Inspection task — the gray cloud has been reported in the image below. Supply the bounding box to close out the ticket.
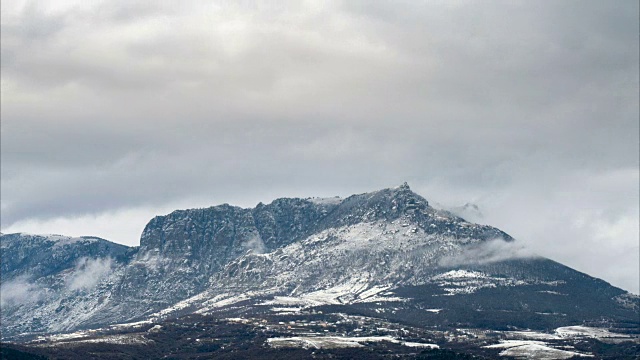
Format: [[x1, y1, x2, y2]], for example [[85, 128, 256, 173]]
[[1, 1, 638, 292]]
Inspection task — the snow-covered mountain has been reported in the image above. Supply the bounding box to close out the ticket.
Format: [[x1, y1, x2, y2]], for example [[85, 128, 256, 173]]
[[1, 184, 638, 358]]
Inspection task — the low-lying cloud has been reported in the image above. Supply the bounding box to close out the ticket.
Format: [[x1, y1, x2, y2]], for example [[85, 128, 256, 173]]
[[0, 275, 45, 307], [66, 257, 113, 291], [439, 239, 536, 267]]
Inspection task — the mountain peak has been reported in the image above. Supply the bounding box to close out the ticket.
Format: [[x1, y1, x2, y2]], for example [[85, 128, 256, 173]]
[[387, 182, 429, 208]]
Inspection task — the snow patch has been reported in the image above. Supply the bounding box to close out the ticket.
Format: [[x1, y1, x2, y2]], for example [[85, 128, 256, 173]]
[[109, 320, 153, 330], [271, 307, 302, 313], [65, 334, 152, 345], [555, 326, 632, 341], [260, 280, 404, 308], [267, 335, 438, 349], [432, 270, 488, 280], [195, 292, 256, 314], [485, 340, 592, 359], [505, 331, 560, 340]]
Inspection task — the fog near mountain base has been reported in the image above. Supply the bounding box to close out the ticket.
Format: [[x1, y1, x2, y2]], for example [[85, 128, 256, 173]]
[[438, 239, 536, 267], [66, 257, 113, 291], [0, 275, 45, 307]]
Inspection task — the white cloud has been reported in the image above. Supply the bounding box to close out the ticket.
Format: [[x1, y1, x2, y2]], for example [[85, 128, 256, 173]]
[[243, 233, 266, 255], [66, 257, 113, 291], [0, 275, 45, 307], [439, 239, 536, 267]]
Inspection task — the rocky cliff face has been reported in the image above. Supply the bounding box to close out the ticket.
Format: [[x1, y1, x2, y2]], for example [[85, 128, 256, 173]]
[[1, 185, 637, 341], [112, 197, 343, 318], [111, 184, 513, 319]]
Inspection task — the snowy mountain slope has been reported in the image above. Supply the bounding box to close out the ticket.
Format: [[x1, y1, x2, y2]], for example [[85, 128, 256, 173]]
[[101, 183, 512, 325], [0, 234, 134, 336], [145, 222, 635, 333], [1, 184, 638, 345], [1, 233, 131, 280], [129, 184, 521, 320], [100, 185, 636, 335]]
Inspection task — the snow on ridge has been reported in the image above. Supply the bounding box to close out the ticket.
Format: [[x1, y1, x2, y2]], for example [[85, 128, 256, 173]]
[[45, 234, 100, 247], [7, 232, 65, 239], [1, 233, 107, 251], [29, 233, 92, 242]]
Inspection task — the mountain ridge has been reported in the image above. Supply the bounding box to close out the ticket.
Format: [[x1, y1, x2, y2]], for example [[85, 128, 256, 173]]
[[1, 185, 638, 359]]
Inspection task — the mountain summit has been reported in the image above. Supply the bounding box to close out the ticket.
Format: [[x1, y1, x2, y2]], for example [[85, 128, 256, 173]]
[[1, 185, 638, 358]]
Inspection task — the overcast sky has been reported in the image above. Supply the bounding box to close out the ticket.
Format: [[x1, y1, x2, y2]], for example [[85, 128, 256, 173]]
[[1, 0, 638, 293]]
